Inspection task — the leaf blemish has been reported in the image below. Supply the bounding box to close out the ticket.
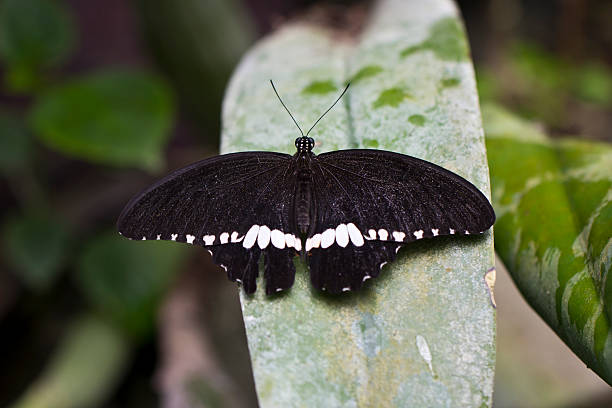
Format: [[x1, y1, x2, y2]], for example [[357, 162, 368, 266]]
[[400, 17, 469, 62], [409, 114, 426, 126], [373, 87, 411, 109], [416, 335, 435, 377], [441, 77, 460, 88], [301, 80, 337, 95], [363, 138, 379, 148], [350, 65, 383, 83], [355, 313, 383, 357]]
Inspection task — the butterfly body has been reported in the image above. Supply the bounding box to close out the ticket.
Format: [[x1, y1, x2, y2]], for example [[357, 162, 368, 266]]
[[293, 139, 317, 235]]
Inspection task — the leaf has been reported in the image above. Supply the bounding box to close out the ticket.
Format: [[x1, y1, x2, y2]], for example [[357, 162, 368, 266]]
[[9, 315, 129, 408], [30, 70, 175, 171], [221, 0, 496, 405], [2, 211, 71, 291], [0, 111, 32, 173], [483, 102, 612, 384], [76, 233, 186, 339], [0, 0, 76, 93]]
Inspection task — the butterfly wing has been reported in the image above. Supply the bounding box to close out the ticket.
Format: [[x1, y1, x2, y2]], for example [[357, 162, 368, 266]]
[[307, 149, 495, 293], [117, 152, 300, 294]]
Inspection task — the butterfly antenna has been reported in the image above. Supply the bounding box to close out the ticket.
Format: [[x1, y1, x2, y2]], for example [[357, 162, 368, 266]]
[[305, 82, 350, 137], [270, 80, 305, 137]]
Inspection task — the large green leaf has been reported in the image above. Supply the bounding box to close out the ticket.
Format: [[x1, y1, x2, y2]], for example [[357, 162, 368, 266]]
[[76, 233, 186, 339], [0, 0, 76, 92], [221, 0, 495, 405], [30, 70, 175, 171], [483, 103, 612, 384]]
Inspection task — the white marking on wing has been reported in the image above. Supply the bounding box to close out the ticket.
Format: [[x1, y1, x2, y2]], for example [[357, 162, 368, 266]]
[[156, 234, 161, 240], [432, 229, 439, 236], [285, 233, 295, 248], [378, 229, 389, 241], [294, 238, 302, 251], [393, 231, 406, 242], [220, 232, 229, 244], [347, 223, 364, 247], [271, 229, 285, 249], [242, 225, 260, 249], [306, 233, 321, 251], [335, 224, 349, 248], [449, 228, 455, 235], [203, 235, 215, 245], [413, 230, 424, 240], [342, 287, 350, 292], [186, 234, 195, 244], [366, 229, 377, 240], [321, 229, 335, 249], [171, 234, 178, 241], [363, 275, 371, 282], [231, 231, 243, 243], [257, 225, 271, 249]]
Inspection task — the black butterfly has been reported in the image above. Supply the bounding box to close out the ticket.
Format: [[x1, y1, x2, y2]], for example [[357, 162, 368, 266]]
[[117, 81, 495, 295]]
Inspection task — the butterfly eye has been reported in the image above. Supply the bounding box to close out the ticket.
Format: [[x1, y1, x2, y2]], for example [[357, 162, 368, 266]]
[[308, 137, 315, 147], [295, 138, 301, 148]]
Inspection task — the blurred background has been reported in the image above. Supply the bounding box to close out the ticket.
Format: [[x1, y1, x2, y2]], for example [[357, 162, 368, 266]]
[[0, 0, 610, 407]]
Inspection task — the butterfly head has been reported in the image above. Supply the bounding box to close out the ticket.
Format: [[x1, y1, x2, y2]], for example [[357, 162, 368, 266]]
[[295, 136, 315, 153]]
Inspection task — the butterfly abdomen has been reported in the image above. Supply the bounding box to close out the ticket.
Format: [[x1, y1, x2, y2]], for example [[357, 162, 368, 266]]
[[293, 154, 316, 236]]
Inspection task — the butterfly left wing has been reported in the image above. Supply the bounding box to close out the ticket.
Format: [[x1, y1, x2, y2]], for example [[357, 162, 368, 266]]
[[307, 149, 495, 293], [117, 152, 299, 295]]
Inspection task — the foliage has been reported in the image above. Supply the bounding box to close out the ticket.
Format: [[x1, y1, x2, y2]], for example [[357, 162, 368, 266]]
[[2, 211, 71, 291], [30, 70, 174, 171], [9, 316, 129, 408], [0, 0, 76, 93], [484, 103, 612, 384], [76, 233, 186, 340]]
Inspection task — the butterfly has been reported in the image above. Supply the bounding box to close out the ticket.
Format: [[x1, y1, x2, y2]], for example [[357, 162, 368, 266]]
[[117, 81, 495, 295]]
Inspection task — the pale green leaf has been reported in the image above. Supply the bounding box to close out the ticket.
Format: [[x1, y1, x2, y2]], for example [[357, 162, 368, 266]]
[[221, 0, 495, 405]]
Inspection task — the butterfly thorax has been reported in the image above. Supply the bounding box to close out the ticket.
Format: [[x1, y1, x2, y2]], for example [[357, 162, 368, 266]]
[[293, 151, 316, 236]]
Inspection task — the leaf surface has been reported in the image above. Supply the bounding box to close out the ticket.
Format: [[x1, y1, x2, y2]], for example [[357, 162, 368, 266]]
[[221, 0, 496, 405]]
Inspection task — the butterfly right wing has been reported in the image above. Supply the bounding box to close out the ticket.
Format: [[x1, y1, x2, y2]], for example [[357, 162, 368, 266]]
[[117, 152, 299, 294], [306, 149, 495, 293]]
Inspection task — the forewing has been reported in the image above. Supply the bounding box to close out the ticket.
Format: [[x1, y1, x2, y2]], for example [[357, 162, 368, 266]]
[[117, 152, 299, 294], [307, 149, 495, 293]]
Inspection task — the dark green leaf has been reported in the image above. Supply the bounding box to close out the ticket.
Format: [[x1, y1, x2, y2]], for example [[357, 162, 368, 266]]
[[0, 111, 31, 173], [76, 233, 186, 339], [30, 70, 175, 171], [483, 103, 612, 384], [0, 0, 76, 92], [2, 211, 71, 291]]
